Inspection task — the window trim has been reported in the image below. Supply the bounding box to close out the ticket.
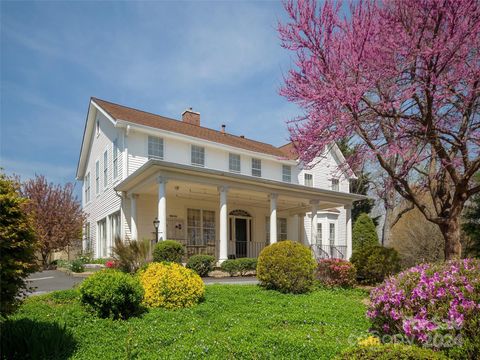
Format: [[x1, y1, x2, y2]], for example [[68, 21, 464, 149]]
[[229, 153, 241, 173], [191, 145, 205, 167], [148, 135, 164, 160], [95, 160, 100, 195], [84, 172, 91, 204], [251, 158, 262, 177], [103, 150, 108, 189], [187, 208, 216, 246], [113, 139, 119, 180], [331, 178, 340, 191], [282, 165, 291, 183], [304, 173, 313, 187]]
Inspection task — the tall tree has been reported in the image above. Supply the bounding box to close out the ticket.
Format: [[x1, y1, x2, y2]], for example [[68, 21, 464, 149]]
[[21, 175, 85, 268], [279, 0, 480, 259], [0, 172, 38, 315], [352, 213, 379, 252]]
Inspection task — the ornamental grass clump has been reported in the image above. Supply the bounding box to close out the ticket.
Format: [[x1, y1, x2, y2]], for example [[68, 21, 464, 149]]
[[368, 259, 480, 359], [317, 258, 356, 288], [257, 240, 316, 294], [140, 262, 205, 309]]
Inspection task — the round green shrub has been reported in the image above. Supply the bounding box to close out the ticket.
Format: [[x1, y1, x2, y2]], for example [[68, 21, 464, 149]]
[[350, 245, 401, 285], [236, 258, 257, 276], [335, 344, 447, 360], [317, 258, 356, 288], [220, 259, 238, 276], [152, 240, 185, 263], [186, 255, 215, 277], [257, 240, 316, 294], [79, 269, 144, 319], [352, 213, 379, 252]]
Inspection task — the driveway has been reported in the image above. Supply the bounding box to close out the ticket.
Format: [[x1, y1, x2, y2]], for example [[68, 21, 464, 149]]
[[27, 270, 83, 296], [27, 270, 258, 295]]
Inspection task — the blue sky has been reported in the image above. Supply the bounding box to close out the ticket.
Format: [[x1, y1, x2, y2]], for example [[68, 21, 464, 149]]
[[1, 0, 299, 187]]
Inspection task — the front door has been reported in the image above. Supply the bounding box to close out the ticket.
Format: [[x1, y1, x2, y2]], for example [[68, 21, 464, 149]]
[[235, 218, 247, 258]]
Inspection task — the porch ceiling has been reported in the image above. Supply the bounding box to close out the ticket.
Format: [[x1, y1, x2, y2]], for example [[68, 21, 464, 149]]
[[114, 159, 367, 210]]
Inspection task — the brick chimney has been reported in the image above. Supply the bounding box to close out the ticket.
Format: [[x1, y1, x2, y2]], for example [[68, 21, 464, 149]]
[[182, 107, 200, 126]]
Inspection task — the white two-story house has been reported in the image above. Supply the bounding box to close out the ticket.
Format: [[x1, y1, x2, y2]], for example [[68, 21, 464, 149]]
[[76, 98, 364, 262]]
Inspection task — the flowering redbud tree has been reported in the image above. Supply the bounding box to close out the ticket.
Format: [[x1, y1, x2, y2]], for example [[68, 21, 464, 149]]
[[279, 0, 480, 259]]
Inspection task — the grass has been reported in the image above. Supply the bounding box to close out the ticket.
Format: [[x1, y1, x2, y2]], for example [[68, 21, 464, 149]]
[[8, 285, 370, 359]]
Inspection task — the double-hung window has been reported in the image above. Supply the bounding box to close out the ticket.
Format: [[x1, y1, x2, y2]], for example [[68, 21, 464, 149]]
[[329, 223, 335, 245], [304, 173, 313, 187], [252, 158, 261, 177], [229, 153, 241, 173], [84, 173, 91, 203], [187, 209, 215, 245], [113, 139, 119, 179], [282, 165, 291, 182], [148, 136, 164, 159], [103, 150, 108, 188], [316, 223, 322, 245], [191, 145, 205, 167], [331, 178, 339, 191], [95, 161, 100, 195]]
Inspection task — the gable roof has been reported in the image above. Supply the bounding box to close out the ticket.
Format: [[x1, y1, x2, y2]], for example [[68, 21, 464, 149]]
[[92, 98, 291, 158]]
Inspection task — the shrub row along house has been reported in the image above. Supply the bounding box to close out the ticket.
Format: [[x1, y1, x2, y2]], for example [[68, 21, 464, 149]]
[[76, 98, 364, 262]]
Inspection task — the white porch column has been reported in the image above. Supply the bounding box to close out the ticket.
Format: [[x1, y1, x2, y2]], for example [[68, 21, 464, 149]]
[[345, 204, 353, 259], [218, 186, 228, 263], [298, 213, 305, 244], [130, 194, 138, 241], [269, 193, 278, 244], [310, 200, 319, 246], [157, 177, 167, 241]]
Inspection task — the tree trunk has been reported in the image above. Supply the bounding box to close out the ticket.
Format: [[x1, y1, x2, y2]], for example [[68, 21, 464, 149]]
[[440, 215, 462, 260]]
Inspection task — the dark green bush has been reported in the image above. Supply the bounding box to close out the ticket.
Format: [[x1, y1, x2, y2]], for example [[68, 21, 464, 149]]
[[79, 270, 144, 319], [352, 213, 379, 252], [350, 245, 401, 285], [152, 240, 184, 263], [236, 258, 257, 276], [220, 258, 258, 276], [70, 259, 85, 273], [257, 240, 316, 294], [220, 259, 238, 276], [335, 344, 447, 360], [186, 255, 215, 277], [0, 318, 77, 359]]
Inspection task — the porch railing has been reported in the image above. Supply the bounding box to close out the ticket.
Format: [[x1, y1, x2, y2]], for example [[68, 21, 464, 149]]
[[230, 241, 267, 259], [311, 244, 347, 260]]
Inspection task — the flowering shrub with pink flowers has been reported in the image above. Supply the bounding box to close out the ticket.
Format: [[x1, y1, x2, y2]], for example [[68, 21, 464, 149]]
[[367, 259, 480, 359], [317, 258, 357, 288]]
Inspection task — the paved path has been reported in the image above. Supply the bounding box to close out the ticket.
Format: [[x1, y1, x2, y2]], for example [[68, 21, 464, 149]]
[[27, 270, 84, 296], [27, 270, 258, 295]]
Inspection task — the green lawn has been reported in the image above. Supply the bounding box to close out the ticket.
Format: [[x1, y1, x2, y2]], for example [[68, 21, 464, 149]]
[[8, 285, 370, 359]]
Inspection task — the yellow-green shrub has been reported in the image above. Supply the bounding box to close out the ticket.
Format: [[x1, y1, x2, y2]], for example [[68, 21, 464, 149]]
[[257, 240, 316, 294], [139, 262, 205, 309]]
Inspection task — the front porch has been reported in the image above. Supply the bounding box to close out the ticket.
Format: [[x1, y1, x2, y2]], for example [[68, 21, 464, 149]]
[[115, 160, 364, 262]]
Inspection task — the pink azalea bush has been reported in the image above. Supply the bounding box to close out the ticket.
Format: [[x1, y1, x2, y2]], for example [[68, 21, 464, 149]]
[[317, 258, 356, 288], [368, 259, 480, 358]]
